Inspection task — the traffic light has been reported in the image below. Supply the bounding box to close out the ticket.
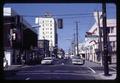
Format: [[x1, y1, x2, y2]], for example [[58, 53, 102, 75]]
[[57, 19, 63, 29]]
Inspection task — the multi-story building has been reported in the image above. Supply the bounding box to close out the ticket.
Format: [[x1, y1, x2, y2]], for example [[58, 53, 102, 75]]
[[35, 14, 58, 57], [84, 12, 116, 65], [35, 15, 57, 49]]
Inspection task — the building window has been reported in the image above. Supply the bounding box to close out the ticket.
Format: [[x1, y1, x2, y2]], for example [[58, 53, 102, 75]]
[[46, 32, 49, 34], [46, 35, 49, 38], [50, 32, 52, 34], [46, 24, 48, 26], [110, 27, 114, 33], [113, 41, 115, 47], [50, 28, 52, 30], [50, 36, 52, 38]]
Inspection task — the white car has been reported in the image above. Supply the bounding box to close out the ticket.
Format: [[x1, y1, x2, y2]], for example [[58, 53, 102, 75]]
[[41, 57, 54, 65], [71, 57, 84, 65]]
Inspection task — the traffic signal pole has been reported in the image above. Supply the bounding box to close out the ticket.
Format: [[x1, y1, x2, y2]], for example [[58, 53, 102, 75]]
[[102, 2, 110, 76]]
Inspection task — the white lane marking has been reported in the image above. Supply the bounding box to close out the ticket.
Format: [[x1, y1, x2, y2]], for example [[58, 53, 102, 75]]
[[87, 67, 96, 74], [25, 77, 30, 80]]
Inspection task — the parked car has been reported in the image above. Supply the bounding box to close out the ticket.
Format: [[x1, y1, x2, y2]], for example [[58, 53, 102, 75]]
[[41, 57, 54, 65], [71, 56, 84, 65]]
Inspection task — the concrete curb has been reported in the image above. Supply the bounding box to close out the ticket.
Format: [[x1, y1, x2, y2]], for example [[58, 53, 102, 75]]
[[4, 65, 23, 76], [95, 72, 117, 80]]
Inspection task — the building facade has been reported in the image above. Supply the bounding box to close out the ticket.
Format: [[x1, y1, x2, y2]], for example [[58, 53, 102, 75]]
[[35, 15, 57, 48], [3, 7, 38, 66], [37, 40, 49, 57], [35, 14, 58, 57], [84, 12, 116, 65]]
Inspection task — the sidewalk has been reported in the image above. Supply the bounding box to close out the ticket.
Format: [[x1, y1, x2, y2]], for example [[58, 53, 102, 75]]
[[85, 60, 116, 70], [4, 65, 23, 71], [96, 71, 117, 80], [84, 60, 117, 80], [109, 63, 116, 70], [4, 65, 28, 76]]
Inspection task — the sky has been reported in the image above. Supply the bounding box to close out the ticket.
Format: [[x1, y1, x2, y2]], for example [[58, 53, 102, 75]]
[[4, 3, 116, 53]]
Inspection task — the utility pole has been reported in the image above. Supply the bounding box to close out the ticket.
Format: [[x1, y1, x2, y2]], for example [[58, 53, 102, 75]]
[[73, 33, 76, 56], [102, 2, 110, 76], [71, 33, 76, 56], [76, 21, 79, 56], [97, 11, 103, 66]]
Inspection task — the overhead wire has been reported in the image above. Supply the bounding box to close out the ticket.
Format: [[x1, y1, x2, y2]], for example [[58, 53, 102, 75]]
[[4, 12, 94, 18]]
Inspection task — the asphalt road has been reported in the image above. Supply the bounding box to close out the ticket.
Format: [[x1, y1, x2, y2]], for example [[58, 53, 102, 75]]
[[4, 59, 97, 80], [4, 58, 116, 80], [4, 64, 97, 80]]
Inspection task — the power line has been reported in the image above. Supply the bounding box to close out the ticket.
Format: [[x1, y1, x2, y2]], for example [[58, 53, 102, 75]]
[[4, 12, 93, 17], [4, 12, 96, 20]]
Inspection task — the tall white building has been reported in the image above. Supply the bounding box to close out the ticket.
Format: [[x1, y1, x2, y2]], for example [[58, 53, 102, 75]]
[[35, 16, 57, 50]]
